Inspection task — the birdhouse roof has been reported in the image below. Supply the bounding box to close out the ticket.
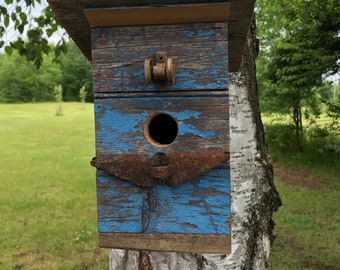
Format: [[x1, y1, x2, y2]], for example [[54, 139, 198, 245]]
[[48, 0, 255, 72]]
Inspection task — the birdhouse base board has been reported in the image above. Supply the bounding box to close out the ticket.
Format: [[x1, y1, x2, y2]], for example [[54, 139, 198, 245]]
[[98, 233, 231, 254]]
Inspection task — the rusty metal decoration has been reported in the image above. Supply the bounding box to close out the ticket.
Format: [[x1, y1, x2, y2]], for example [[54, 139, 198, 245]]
[[91, 151, 229, 187], [144, 51, 175, 85]]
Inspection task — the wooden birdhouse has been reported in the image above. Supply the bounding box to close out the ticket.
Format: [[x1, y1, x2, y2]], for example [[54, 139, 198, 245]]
[[48, 0, 256, 254]]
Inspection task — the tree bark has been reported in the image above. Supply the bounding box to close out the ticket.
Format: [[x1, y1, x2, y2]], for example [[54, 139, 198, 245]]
[[108, 16, 281, 270], [292, 100, 303, 151]]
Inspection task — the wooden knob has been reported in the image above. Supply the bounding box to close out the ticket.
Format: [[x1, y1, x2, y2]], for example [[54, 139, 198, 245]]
[[144, 52, 175, 85]]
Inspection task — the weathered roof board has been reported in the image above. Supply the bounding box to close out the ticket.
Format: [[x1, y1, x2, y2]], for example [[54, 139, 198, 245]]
[[47, 0, 256, 72]]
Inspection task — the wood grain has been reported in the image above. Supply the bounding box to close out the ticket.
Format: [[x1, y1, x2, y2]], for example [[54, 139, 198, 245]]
[[91, 23, 228, 92], [72, 5, 232, 254], [84, 3, 230, 27], [99, 233, 231, 254]]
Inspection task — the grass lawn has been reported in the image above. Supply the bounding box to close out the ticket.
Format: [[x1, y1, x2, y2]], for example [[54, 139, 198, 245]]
[[1, 103, 339, 269], [268, 149, 340, 269], [0, 103, 108, 269]]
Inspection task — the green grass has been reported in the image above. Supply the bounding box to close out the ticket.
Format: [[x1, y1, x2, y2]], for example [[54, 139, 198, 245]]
[[268, 149, 340, 269], [0, 103, 108, 269], [1, 103, 339, 269]]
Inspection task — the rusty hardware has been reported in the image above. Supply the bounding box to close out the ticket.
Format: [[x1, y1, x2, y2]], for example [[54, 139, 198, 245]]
[[91, 151, 229, 187], [144, 51, 175, 85]]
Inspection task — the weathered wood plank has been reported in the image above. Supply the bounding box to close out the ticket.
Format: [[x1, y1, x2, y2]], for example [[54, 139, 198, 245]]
[[94, 92, 231, 253], [147, 164, 230, 234], [94, 95, 229, 156], [84, 5, 231, 254], [91, 23, 228, 92], [84, 3, 230, 27], [97, 164, 230, 235], [96, 170, 144, 233], [99, 233, 231, 254]]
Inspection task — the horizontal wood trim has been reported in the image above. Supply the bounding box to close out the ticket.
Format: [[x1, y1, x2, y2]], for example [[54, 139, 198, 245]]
[[98, 233, 231, 254], [84, 3, 230, 27]]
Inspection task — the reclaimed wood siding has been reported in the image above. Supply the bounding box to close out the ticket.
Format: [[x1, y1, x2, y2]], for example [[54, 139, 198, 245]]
[[91, 23, 228, 92], [95, 95, 230, 235], [94, 95, 229, 156], [92, 22, 230, 251], [97, 164, 230, 234]]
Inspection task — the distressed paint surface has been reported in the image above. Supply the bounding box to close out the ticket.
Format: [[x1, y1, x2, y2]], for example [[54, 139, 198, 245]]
[[95, 95, 230, 236], [94, 95, 229, 156], [91, 23, 228, 92], [92, 21, 231, 253], [97, 164, 230, 234]]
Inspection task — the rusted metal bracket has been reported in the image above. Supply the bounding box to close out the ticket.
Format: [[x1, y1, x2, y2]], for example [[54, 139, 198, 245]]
[[145, 52, 175, 85], [91, 151, 229, 187]]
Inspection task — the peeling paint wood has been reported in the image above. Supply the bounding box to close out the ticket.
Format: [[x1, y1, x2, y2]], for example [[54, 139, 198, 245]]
[[91, 23, 228, 92], [94, 95, 229, 156], [92, 21, 231, 254], [95, 95, 231, 253], [97, 164, 230, 234]]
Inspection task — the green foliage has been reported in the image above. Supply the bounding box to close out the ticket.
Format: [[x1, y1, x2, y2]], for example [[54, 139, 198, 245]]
[[59, 41, 93, 102], [0, 51, 61, 102], [0, 0, 67, 68], [0, 103, 108, 269], [305, 119, 340, 154], [264, 123, 298, 152], [257, 0, 340, 149], [0, 40, 92, 103]]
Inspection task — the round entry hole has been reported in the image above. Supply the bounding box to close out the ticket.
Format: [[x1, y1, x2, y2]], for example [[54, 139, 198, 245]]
[[145, 113, 178, 147]]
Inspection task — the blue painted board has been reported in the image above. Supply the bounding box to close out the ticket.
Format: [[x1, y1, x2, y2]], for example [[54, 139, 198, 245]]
[[91, 21, 230, 253], [91, 23, 228, 92], [94, 94, 230, 235]]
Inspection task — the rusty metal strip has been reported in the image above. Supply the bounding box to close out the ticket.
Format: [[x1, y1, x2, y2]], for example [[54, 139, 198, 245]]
[[91, 151, 229, 187]]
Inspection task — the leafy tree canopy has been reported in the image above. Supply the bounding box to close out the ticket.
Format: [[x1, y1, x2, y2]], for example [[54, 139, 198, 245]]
[[0, 40, 92, 103], [256, 0, 340, 149], [257, 0, 340, 112], [0, 0, 67, 68]]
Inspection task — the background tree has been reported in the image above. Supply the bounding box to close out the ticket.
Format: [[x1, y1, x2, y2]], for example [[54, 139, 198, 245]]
[[0, 0, 67, 68], [0, 40, 92, 103], [79, 85, 87, 109], [0, 50, 61, 102], [256, 0, 340, 150], [59, 41, 92, 102], [54, 83, 62, 116]]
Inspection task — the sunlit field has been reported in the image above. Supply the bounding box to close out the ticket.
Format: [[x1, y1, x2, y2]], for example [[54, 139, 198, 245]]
[[0, 103, 108, 269]]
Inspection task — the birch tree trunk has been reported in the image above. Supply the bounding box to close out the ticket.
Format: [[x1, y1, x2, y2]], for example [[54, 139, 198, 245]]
[[108, 16, 281, 270]]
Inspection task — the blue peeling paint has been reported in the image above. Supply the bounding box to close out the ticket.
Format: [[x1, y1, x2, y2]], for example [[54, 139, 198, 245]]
[[186, 29, 216, 38], [179, 124, 215, 138], [92, 22, 230, 245], [170, 110, 201, 120]]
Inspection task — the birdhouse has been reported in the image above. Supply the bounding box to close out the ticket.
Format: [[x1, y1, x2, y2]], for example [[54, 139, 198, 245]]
[[48, 0, 256, 254]]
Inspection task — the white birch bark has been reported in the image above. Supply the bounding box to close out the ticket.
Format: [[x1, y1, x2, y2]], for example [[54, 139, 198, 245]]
[[108, 17, 281, 270]]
